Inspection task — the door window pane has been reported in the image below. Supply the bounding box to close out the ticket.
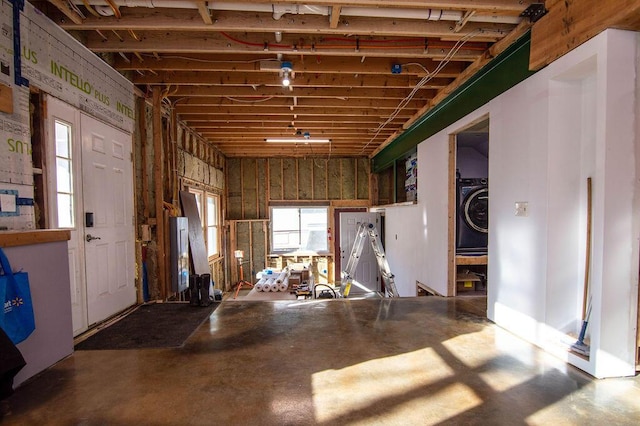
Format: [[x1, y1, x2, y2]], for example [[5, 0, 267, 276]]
[[54, 120, 74, 228]]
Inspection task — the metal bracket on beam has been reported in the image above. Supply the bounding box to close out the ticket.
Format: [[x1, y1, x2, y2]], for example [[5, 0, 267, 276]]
[[520, 3, 547, 23]]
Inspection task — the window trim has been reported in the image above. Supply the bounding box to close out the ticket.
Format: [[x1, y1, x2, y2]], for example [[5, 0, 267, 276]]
[[53, 119, 75, 229], [270, 205, 330, 255], [187, 187, 222, 261]]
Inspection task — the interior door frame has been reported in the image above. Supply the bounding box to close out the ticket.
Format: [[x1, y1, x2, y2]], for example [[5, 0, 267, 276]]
[[333, 207, 367, 283]]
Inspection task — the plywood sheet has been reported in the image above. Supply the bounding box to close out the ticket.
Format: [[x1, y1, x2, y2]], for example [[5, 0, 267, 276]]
[[179, 191, 209, 275]]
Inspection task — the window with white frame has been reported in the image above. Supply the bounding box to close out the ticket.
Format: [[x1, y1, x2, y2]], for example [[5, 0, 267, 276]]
[[54, 120, 74, 228], [188, 187, 221, 259], [271, 206, 328, 254], [206, 193, 220, 257]]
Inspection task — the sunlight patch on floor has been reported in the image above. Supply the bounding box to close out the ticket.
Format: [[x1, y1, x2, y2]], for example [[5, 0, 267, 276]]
[[347, 383, 482, 426], [311, 347, 457, 423], [525, 378, 640, 425], [441, 329, 496, 369]]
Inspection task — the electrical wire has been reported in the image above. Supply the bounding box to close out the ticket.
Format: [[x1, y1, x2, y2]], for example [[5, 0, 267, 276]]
[[313, 284, 337, 299], [65, 0, 86, 19], [81, 0, 100, 17], [219, 32, 486, 52], [104, 0, 122, 19], [220, 31, 290, 49], [400, 62, 432, 75], [224, 96, 275, 103], [360, 29, 482, 154], [141, 54, 276, 64]]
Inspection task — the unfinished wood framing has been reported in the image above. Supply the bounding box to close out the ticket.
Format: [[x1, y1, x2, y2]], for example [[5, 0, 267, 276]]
[[530, 0, 640, 70], [282, 158, 298, 200], [225, 157, 370, 285], [298, 158, 313, 200], [269, 158, 283, 201], [231, 157, 369, 208], [228, 219, 269, 289], [0, 83, 13, 114], [448, 135, 457, 297], [327, 160, 342, 200], [152, 87, 167, 299], [313, 159, 328, 200], [170, 108, 179, 205]]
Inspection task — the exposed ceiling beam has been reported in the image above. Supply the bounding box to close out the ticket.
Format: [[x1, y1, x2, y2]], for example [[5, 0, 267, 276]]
[[455, 10, 477, 33], [46, 0, 84, 24], [167, 86, 435, 99], [133, 71, 451, 89], [85, 31, 484, 60], [173, 97, 425, 109], [136, 1, 534, 13], [529, 0, 640, 70], [182, 115, 404, 123], [113, 55, 467, 78], [177, 107, 414, 117], [330, 6, 342, 29], [372, 18, 533, 156], [196, 1, 213, 25], [185, 120, 398, 128], [63, 10, 512, 40]]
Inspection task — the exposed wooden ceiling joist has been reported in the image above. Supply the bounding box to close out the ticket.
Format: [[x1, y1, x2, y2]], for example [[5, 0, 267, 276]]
[[35, 0, 535, 158]]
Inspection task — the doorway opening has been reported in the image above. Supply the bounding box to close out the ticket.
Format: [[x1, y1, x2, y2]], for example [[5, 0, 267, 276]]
[[449, 117, 489, 297]]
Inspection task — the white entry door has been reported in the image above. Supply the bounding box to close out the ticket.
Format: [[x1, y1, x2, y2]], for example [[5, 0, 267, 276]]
[[80, 113, 136, 326], [46, 96, 136, 334], [46, 96, 87, 335], [340, 212, 381, 294]]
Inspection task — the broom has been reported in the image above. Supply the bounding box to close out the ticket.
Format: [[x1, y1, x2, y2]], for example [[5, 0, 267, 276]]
[[571, 177, 592, 357]]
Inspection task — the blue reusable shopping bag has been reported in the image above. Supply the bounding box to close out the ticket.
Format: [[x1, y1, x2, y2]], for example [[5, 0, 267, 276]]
[[0, 247, 35, 344]]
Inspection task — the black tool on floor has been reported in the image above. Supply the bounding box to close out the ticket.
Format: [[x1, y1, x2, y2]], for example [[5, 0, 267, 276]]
[[199, 273, 212, 307], [189, 274, 200, 306]]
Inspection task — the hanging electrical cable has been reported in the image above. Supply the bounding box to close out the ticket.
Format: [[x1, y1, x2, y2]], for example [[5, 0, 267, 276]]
[[359, 29, 483, 154]]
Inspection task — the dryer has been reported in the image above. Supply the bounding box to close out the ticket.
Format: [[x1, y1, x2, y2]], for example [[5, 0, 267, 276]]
[[456, 178, 488, 254]]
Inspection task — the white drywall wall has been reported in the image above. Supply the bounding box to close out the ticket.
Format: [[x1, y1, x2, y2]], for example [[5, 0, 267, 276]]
[[384, 29, 639, 378]]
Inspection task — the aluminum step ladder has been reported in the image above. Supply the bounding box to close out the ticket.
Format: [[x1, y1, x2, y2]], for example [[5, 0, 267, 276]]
[[341, 222, 399, 298]]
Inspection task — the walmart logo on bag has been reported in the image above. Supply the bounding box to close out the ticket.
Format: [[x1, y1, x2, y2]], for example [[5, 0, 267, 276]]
[[4, 297, 24, 313]]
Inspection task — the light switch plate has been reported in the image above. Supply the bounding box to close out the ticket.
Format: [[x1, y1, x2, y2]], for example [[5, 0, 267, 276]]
[[515, 201, 528, 217]]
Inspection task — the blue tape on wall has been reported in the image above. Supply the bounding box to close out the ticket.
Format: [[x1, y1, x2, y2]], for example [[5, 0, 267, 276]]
[[11, 0, 29, 87]]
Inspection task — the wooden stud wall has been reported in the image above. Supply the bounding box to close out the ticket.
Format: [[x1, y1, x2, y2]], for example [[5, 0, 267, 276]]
[[313, 159, 328, 199], [227, 157, 369, 221], [225, 157, 371, 286]]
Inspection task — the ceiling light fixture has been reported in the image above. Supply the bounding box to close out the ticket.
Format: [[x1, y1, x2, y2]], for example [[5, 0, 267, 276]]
[[280, 61, 293, 87], [265, 137, 331, 143]]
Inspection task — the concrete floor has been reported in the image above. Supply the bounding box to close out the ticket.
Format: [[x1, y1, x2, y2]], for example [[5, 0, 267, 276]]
[[2, 296, 639, 425]]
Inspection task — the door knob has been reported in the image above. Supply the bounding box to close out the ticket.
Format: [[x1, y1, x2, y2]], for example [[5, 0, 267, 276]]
[[86, 234, 101, 242]]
